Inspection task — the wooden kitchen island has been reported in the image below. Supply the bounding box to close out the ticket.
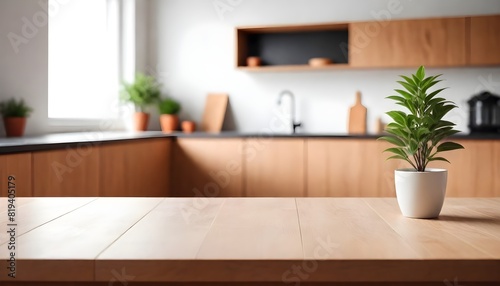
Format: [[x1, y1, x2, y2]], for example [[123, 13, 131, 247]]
[[1, 197, 499, 285]]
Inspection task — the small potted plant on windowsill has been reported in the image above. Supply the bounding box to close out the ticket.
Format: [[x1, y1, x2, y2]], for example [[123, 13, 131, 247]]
[[120, 73, 161, 131], [379, 66, 464, 219], [158, 98, 181, 133], [0, 98, 33, 137]]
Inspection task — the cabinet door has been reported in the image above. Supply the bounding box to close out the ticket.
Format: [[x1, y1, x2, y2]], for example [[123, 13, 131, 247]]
[[495, 141, 500, 195], [99, 139, 170, 197], [349, 17, 466, 67], [307, 139, 394, 197], [171, 139, 243, 197], [245, 139, 304, 197], [427, 140, 498, 197], [0, 153, 32, 197], [470, 15, 500, 65], [33, 146, 99, 197]]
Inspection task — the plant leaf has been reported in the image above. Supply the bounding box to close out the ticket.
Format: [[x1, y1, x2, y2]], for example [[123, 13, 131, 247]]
[[436, 142, 465, 152], [386, 111, 406, 126], [386, 95, 406, 103], [378, 136, 406, 147], [400, 75, 416, 86], [422, 79, 442, 93], [386, 155, 407, 161], [416, 66, 426, 81], [428, 157, 451, 164], [434, 120, 456, 130], [408, 139, 418, 155], [384, 147, 408, 158], [425, 88, 447, 103], [385, 127, 408, 139], [412, 74, 421, 86], [394, 89, 413, 100], [419, 75, 434, 90], [397, 81, 417, 94]]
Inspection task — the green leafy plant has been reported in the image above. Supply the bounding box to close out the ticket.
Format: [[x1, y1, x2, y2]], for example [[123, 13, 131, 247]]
[[158, 98, 181, 115], [120, 73, 161, 112], [379, 66, 464, 172], [0, 98, 33, 117]]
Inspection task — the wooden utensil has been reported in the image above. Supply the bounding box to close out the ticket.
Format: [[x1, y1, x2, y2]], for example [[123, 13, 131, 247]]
[[201, 93, 229, 133], [348, 91, 367, 134]]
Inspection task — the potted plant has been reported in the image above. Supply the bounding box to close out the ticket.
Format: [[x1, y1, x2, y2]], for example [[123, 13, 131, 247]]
[[379, 66, 464, 219], [0, 98, 33, 137], [121, 73, 161, 131], [158, 98, 181, 133]]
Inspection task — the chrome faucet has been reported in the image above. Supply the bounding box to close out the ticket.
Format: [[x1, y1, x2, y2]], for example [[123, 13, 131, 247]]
[[277, 90, 302, 133]]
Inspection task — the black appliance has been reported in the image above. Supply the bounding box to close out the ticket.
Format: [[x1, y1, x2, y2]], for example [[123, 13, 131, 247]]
[[468, 91, 500, 133]]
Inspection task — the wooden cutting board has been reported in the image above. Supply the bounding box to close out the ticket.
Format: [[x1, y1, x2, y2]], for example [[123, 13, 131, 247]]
[[348, 91, 367, 134], [201, 93, 229, 133]]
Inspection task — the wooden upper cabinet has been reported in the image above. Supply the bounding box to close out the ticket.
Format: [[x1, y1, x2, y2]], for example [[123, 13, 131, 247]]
[[0, 153, 32, 197], [470, 15, 500, 65], [349, 17, 467, 68]]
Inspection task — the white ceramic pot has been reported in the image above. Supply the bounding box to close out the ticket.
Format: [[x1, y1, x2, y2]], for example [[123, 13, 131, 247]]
[[395, 168, 447, 219]]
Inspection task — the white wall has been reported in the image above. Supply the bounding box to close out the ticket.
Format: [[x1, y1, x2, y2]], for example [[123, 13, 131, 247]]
[[0, 0, 49, 136], [147, 0, 500, 133], [1, 0, 500, 136]]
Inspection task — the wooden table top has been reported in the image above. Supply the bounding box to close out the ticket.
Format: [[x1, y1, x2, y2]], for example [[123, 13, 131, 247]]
[[0, 197, 499, 284]]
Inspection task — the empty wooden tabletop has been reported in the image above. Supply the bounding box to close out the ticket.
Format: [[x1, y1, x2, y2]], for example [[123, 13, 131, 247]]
[[0, 197, 499, 284]]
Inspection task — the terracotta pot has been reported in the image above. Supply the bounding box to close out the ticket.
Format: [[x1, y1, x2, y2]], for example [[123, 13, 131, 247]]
[[247, 57, 261, 67], [160, 114, 179, 133], [3, 117, 27, 137], [134, 112, 150, 131], [181, 121, 196, 133]]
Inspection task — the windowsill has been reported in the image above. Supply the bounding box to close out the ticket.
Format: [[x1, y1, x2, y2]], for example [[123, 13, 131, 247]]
[[47, 117, 128, 130]]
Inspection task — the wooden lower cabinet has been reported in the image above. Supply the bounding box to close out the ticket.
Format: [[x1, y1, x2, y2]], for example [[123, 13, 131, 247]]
[[172, 138, 499, 198], [307, 139, 394, 197], [170, 139, 243, 197], [4, 137, 499, 198], [31, 138, 171, 197], [496, 142, 500, 194], [308, 139, 500, 197], [427, 140, 500, 197], [0, 153, 32, 197], [33, 146, 99, 197], [244, 139, 305, 197], [99, 139, 171, 197]]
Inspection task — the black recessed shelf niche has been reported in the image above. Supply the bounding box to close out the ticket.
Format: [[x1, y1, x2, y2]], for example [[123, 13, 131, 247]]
[[236, 23, 349, 71]]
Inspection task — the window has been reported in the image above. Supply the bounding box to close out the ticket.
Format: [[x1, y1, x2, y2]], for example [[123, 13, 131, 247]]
[[48, 0, 120, 120]]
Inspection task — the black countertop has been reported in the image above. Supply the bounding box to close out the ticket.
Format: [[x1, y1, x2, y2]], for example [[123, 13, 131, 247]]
[[174, 132, 500, 140], [0, 131, 499, 154], [0, 131, 173, 154]]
